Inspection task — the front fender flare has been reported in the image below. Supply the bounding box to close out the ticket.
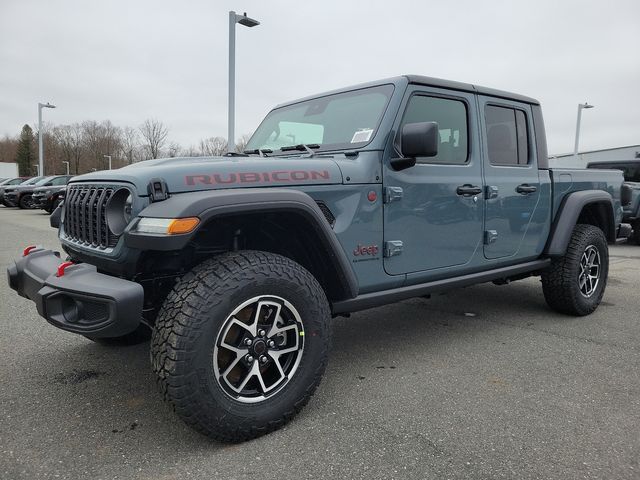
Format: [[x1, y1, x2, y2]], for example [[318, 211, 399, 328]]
[[125, 188, 358, 299]]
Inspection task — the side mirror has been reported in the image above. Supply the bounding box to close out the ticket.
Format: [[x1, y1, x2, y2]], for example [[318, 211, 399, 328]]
[[390, 121, 439, 171]]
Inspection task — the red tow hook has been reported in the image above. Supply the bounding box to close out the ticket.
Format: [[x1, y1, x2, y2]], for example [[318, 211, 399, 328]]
[[23, 245, 38, 257], [56, 261, 75, 277]]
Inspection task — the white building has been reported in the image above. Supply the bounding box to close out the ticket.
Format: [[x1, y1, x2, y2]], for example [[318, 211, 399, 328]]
[[549, 144, 640, 169]]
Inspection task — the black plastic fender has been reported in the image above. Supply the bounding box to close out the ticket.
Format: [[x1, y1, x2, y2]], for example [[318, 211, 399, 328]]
[[125, 188, 358, 300], [545, 190, 616, 256]]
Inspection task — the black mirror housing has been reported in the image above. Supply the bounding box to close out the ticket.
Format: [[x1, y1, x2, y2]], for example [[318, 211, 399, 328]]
[[401, 121, 439, 158]]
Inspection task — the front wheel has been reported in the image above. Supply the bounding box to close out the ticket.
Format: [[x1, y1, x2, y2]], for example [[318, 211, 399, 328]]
[[541, 224, 609, 316], [151, 251, 330, 442], [19, 194, 34, 209]]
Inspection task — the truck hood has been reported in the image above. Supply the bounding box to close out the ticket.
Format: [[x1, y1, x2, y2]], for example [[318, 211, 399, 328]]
[[69, 156, 343, 195]]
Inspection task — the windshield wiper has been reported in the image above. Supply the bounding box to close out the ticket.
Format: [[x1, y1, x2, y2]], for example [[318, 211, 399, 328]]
[[243, 148, 273, 157], [280, 144, 320, 153], [224, 152, 250, 157]]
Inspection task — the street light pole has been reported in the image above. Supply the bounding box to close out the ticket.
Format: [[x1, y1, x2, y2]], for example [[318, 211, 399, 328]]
[[573, 102, 594, 159], [103, 155, 112, 170], [62, 161, 70, 175], [38, 102, 56, 176], [228, 11, 259, 153]]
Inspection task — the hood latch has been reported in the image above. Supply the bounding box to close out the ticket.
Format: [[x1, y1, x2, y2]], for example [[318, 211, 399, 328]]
[[147, 178, 170, 202]]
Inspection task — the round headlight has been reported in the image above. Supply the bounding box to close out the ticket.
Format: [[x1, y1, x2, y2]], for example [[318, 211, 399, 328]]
[[106, 188, 133, 236]]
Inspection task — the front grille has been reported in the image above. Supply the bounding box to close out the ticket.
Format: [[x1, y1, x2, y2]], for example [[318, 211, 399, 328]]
[[63, 185, 119, 249]]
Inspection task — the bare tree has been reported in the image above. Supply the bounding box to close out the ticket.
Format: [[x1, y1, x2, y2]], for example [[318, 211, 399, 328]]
[[168, 142, 182, 158], [139, 119, 168, 159], [235, 133, 251, 153], [199, 136, 227, 156], [121, 126, 140, 165], [0, 134, 18, 164], [182, 145, 199, 157]]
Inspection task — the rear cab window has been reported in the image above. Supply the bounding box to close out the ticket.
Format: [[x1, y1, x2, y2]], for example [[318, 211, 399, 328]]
[[485, 105, 530, 166]]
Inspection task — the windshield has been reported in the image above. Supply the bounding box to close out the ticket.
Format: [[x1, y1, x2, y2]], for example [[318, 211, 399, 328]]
[[246, 84, 394, 153], [33, 176, 54, 186], [20, 177, 41, 185]]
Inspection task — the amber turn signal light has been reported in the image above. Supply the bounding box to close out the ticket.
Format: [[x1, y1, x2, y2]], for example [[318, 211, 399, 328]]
[[167, 217, 200, 235]]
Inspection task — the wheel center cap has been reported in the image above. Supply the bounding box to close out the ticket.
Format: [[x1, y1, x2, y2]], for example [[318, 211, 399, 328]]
[[252, 339, 267, 355]]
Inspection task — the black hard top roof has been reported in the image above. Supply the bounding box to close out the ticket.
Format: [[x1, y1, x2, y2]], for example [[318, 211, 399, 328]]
[[405, 75, 540, 105], [275, 75, 540, 109]]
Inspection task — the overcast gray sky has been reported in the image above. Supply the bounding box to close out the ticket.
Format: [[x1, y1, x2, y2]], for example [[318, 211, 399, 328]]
[[1, 0, 638, 155]]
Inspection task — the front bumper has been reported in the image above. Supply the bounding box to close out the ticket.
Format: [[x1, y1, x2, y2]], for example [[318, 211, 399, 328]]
[[4, 192, 17, 206], [7, 248, 143, 337], [32, 193, 49, 209]]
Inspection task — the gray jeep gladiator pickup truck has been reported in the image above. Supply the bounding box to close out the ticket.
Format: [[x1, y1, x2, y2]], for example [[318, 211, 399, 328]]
[[7, 75, 627, 442]]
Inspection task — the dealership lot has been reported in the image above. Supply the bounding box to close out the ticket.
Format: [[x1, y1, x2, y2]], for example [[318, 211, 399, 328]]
[[0, 207, 638, 480]]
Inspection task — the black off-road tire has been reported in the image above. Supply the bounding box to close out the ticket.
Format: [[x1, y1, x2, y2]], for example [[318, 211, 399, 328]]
[[84, 324, 152, 346], [541, 224, 609, 316], [19, 194, 33, 209], [150, 250, 330, 442]]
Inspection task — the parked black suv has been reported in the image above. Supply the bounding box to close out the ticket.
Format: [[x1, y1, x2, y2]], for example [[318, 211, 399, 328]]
[[32, 176, 73, 213], [0, 177, 38, 206], [4, 176, 72, 209]]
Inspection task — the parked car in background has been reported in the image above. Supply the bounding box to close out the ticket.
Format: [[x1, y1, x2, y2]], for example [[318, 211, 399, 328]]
[[587, 160, 640, 244], [31, 176, 73, 213], [0, 177, 35, 206], [3, 176, 68, 209]]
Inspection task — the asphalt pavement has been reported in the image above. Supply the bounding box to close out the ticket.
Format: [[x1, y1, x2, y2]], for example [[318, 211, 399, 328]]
[[1, 207, 638, 480]]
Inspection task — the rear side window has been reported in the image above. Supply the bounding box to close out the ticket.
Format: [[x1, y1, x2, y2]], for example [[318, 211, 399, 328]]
[[399, 95, 468, 165], [588, 162, 640, 182], [485, 105, 530, 166]]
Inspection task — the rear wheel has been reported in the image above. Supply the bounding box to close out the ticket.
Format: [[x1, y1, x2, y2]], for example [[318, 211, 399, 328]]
[[151, 251, 330, 442], [541, 224, 609, 316]]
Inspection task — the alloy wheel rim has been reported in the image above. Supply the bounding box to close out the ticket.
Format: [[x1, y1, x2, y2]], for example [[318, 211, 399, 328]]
[[213, 295, 305, 403], [578, 245, 601, 298]]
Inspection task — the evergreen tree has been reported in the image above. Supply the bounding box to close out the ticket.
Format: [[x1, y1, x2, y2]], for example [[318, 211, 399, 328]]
[[15, 124, 35, 176]]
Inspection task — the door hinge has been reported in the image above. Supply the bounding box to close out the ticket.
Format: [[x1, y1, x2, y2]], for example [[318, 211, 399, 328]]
[[383, 186, 403, 204], [147, 178, 170, 202], [484, 230, 498, 245], [384, 240, 404, 257]]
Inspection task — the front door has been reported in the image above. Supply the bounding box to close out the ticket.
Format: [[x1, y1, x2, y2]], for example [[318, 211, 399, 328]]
[[383, 86, 484, 276], [478, 97, 541, 260]]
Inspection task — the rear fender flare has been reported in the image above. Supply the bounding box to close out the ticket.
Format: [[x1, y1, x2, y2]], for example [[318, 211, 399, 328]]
[[545, 190, 615, 256]]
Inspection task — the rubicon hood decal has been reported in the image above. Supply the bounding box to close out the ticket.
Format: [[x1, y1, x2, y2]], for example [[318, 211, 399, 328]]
[[186, 170, 330, 186], [68, 156, 343, 194]]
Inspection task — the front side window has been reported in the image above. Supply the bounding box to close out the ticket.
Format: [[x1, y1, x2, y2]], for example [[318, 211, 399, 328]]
[[485, 105, 530, 166], [399, 95, 468, 165], [246, 84, 394, 153]]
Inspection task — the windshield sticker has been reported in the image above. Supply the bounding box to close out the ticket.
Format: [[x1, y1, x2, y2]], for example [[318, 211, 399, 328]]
[[351, 129, 373, 143]]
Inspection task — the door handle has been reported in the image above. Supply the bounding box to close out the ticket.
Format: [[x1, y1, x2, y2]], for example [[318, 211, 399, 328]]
[[516, 184, 537, 194], [456, 184, 482, 196]]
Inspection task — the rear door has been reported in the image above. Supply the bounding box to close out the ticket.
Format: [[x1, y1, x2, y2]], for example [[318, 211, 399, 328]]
[[479, 97, 541, 260]]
